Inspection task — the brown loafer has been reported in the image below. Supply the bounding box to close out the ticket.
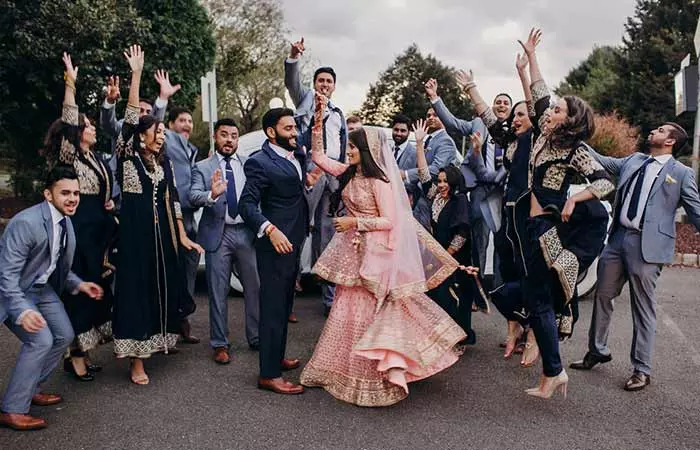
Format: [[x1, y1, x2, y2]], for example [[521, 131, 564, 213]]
[[280, 358, 301, 371], [257, 377, 304, 395], [31, 393, 63, 407], [624, 373, 651, 391], [213, 347, 230, 365], [0, 413, 47, 430]]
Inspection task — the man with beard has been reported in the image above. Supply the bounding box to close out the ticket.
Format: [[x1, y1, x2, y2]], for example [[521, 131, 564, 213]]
[[571, 123, 700, 392], [392, 114, 417, 172], [285, 37, 346, 317], [425, 78, 510, 291], [190, 118, 261, 365], [239, 108, 310, 395], [0, 166, 103, 430], [403, 107, 457, 184]]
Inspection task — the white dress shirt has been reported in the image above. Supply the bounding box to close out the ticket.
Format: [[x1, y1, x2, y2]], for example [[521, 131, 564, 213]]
[[257, 143, 303, 237], [619, 154, 672, 230], [207, 152, 245, 225], [35, 201, 65, 285], [323, 101, 343, 161], [394, 140, 409, 163]]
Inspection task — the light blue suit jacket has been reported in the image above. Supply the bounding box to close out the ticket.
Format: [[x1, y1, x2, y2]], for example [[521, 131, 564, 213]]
[[589, 147, 700, 264], [0, 201, 82, 323], [405, 130, 457, 183], [396, 142, 418, 172], [165, 130, 199, 212], [190, 153, 249, 252], [432, 98, 505, 232]]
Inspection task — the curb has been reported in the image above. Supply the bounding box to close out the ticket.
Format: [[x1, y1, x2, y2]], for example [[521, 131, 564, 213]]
[[673, 252, 700, 268]]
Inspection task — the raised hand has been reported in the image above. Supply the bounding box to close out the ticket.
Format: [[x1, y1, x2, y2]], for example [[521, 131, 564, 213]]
[[412, 119, 429, 144], [290, 37, 305, 59], [313, 92, 327, 131], [516, 53, 529, 73], [62, 52, 78, 84], [154, 69, 181, 100], [210, 168, 227, 199], [470, 131, 483, 154], [105, 75, 120, 103], [518, 28, 542, 56], [424, 78, 439, 101], [124, 44, 145, 73], [455, 69, 475, 91]]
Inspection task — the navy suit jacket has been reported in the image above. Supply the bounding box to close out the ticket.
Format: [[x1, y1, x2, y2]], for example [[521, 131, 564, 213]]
[[239, 141, 310, 252]]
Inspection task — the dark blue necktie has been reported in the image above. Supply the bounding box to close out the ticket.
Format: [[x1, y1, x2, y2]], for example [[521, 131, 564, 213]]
[[626, 157, 655, 222], [224, 157, 238, 219], [49, 217, 67, 291]]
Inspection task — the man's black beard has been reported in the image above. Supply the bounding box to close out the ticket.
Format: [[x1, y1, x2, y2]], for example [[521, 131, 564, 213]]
[[215, 144, 237, 157], [392, 135, 408, 146], [275, 135, 296, 152]]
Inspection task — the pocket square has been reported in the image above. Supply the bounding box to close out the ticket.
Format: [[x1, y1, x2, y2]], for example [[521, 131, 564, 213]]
[[665, 174, 677, 184]]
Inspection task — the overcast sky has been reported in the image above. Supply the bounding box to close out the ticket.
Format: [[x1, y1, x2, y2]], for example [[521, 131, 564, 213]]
[[278, 0, 638, 113]]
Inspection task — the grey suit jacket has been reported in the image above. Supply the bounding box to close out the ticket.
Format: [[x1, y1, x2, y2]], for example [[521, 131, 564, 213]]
[[433, 98, 505, 232], [0, 201, 82, 322], [589, 147, 700, 264], [405, 130, 457, 183], [397, 142, 417, 172], [165, 130, 199, 212], [190, 154, 249, 252]]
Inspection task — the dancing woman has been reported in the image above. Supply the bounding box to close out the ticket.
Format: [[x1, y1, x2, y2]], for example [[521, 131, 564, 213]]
[[412, 119, 479, 343], [43, 53, 116, 381], [300, 94, 468, 406], [455, 54, 539, 365], [112, 45, 203, 385], [472, 30, 613, 398]]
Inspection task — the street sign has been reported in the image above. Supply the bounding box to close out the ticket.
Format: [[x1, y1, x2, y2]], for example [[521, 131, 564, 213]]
[[200, 70, 217, 123], [695, 14, 700, 56]]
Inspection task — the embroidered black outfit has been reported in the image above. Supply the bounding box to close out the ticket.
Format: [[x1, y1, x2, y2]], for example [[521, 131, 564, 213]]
[[50, 104, 115, 353], [112, 105, 195, 358]]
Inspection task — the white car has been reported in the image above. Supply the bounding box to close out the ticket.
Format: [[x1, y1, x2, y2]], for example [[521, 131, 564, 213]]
[[195, 128, 609, 297]]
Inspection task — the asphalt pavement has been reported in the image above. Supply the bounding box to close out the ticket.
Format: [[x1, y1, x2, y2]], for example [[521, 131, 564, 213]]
[[1, 267, 699, 450]]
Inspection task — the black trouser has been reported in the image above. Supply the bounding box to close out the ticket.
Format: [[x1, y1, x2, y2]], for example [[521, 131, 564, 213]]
[[256, 247, 299, 379]]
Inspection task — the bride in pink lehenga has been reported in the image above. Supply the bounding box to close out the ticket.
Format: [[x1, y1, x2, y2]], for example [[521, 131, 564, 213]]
[[299, 94, 471, 407]]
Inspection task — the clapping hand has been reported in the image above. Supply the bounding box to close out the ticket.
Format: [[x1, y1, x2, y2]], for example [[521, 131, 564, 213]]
[[518, 28, 542, 56], [105, 75, 120, 104], [124, 44, 144, 73], [154, 70, 181, 100], [424, 78, 439, 101], [290, 37, 305, 58], [62, 52, 78, 84], [470, 131, 483, 154], [412, 119, 429, 144], [455, 69, 474, 91], [210, 168, 227, 199], [78, 282, 104, 300]]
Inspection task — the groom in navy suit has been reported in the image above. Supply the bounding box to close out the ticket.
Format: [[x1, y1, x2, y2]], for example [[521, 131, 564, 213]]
[[239, 108, 310, 394]]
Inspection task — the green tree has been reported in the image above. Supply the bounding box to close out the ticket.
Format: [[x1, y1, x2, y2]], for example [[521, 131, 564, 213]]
[[359, 45, 472, 127], [555, 46, 623, 112], [189, 0, 288, 151], [0, 0, 215, 198]]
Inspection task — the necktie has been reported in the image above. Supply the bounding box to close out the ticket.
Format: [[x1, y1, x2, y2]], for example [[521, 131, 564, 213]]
[[223, 156, 238, 220], [486, 139, 495, 172], [49, 217, 67, 291], [424, 135, 432, 150], [394, 145, 401, 161], [626, 157, 655, 222]]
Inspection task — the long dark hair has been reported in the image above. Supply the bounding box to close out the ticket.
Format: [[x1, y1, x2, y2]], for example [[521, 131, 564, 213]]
[[135, 115, 165, 172], [439, 165, 467, 197], [41, 113, 89, 167], [490, 100, 528, 148], [551, 95, 595, 149], [329, 128, 389, 216]]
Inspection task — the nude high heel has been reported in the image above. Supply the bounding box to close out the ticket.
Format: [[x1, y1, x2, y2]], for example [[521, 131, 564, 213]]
[[504, 322, 523, 359], [520, 330, 540, 368], [526, 370, 568, 399]]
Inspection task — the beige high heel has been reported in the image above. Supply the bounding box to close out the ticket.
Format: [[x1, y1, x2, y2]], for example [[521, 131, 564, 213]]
[[504, 322, 524, 359], [526, 370, 568, 399], [520, 331, 540, 368]]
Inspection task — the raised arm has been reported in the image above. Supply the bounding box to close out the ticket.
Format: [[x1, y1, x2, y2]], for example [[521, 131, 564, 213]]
[[311, 93, 349, 176], [53, 53, 81, 167], [152, 69, 181, 122], [115, 45, 144, 158], [284, 37, 308, 108], [516, 53, 535, 117], [100, 75, 122, 139], [583, 142, 630, 177], [518, 28, 550, 134], [425, 78, 478, 136]]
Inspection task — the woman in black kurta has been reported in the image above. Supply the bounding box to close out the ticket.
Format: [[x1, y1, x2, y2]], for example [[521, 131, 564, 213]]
[[44, 58, 116, 380], [112, 45, 202, 385]]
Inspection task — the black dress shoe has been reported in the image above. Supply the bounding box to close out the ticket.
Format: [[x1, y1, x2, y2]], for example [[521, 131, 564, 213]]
[[86, 364, 102, 373], [569, 352, 612, 370], [63, 359, 95, 382], [624, 373, 651, 391]]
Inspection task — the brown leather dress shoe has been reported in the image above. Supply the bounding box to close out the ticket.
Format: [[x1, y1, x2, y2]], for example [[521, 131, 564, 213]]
[[257, 377, 304, 395], [0, 413, 47, 430], [31, 393, 63, 407], [213, 347, 231, 365], [280, 358, 301, 371], [624, 373, 651, 391]]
